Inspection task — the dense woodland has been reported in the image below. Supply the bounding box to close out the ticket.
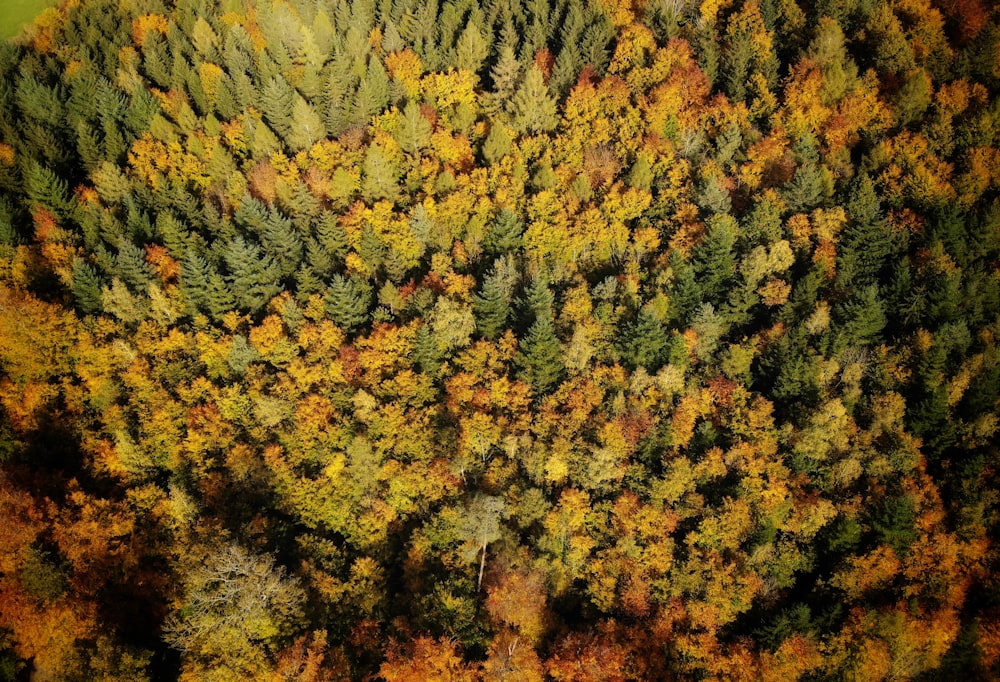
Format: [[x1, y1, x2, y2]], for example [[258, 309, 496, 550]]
[[0, 0, 999, 678]]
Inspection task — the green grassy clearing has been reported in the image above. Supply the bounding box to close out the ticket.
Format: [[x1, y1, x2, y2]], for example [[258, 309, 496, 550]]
[[1, 0, 60, 40]]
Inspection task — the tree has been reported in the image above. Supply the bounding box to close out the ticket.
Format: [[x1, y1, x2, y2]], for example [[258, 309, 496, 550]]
[[509, 65, 559, 134], [71, 259, 104, 314], [619, 309, 668, 371], [164, 544, 305, 679], [288, 97, 325, 152], [516, 313, 564, 395], [394, 101, 433, 156], [362, 144, 400, 202], [474, 258, 517, 339], [483, 209, 524, 255], [461, 495, 508, 591], [325, 274, 372, 332], [222, 236, 282, 314]]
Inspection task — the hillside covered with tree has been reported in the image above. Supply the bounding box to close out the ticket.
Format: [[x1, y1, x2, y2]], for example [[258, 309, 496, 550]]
[[1, 0, 999, 678]]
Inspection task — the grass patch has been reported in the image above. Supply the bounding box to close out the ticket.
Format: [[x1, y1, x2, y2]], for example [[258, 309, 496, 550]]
[[1, 0, 60, 40]]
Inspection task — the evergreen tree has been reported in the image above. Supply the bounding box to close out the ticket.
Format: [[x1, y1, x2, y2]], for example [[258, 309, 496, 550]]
[[222, 236, 282, 314], [325, 274, 372, 332], [483, 208, 524, 256], [23, 159, 70, 218], [115, 241, 154, 293], [394, 101, 433, 157], [508, 65, 559, 134], [693, 214, 738, 304], [619, 310, 668, 371], [454, 21, 490, 76], [204, 271, 236, 322], [180, 250, 212, 314], [260, 75, 295, 141], [259, 212, 304, 279], [412, 321, 445, 375], [516, 313, 565, 395], [71, 259, 104, 314], [832, 284, 887, 353], [473, 257, 517, 339], [362, 144, 400, 202], [287, 97, 325, 152]]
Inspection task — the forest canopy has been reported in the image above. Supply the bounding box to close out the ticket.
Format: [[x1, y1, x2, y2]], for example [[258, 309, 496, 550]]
[[1, 0, 1000, 679]]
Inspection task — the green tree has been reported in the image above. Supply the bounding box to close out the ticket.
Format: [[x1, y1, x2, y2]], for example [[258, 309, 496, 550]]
[[509, 65, 558, 134], [483, 208, 524, 255], [516, 313, 564, 395], [362, 144, 400, 202], [473, 257, 517, 339], [619, 309, 668, 371], [71, 259, 104, 314], [326, 274, 372, 332]]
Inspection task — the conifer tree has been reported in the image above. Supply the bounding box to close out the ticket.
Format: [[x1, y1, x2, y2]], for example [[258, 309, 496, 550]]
[[222, 236, 282, 313], [72, 259, 104, 314], [288, 97, 325, 152], [454, 21, 490, 76], [362, 144, 400, 202], [509, 65, 559, 134], [516, 313, 564, 395], [394, 101, 433, 156], [260, 76, 295, 141], [325, 274, 372, 332], [619, 309, 668, 371], [473, 257, 518, 339], [483, 208, 524, 256], [115, 241, 154, 293]]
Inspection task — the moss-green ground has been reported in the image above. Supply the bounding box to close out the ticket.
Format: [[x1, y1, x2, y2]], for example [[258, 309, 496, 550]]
[[1, 0, 59, 40]]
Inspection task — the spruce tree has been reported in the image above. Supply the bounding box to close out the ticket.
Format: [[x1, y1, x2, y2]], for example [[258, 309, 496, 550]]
[[260, 75, 295, 141], [619, 310, 668, 371], [325, 274, 372, 332], [72, 259, 104, 314], [473, 258, 517, 339], [222, 236, 282, 314], [516, 313, 565, 395], [115, 241, 155, 293], [483, 208, 524, 256], [508, 65, 559, 134]]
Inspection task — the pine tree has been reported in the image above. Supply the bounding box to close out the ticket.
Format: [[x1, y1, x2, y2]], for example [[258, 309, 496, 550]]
[[832, 284, 886, 353], [325, 274, 372, 332], [288, 97, 325, 152], [483, 208, 524, 256], [72, 259, 104, 314], [394, 101, 433, 156], [362, 144, 400, 202], [668, 251, 702, 325], [204, 271, 236, 322], [839, 173, 899, 287], [693, 214, 738, 304], [508, 65, 559, 134], [180, 250, 212, 314], [260, 76, 295, 141], [316, 213, 350, 263], [520, 273, 555, 322], [489, 45, 522, 105], [619, 310, 668, 371], [473, 258, 517, 339], [259, 212, 304, 279], [516, 313, 564, 395], [23, 160, 70, 219], [454, 21, 490, 76], [412, 321, 444, 375], [222, 236, 282, 314], [115, 241, 155, 293], [353, 59, 391, 127]]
